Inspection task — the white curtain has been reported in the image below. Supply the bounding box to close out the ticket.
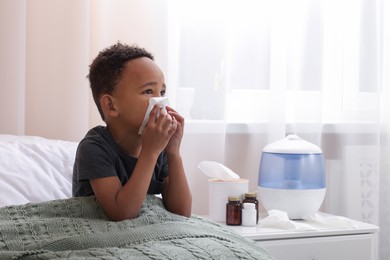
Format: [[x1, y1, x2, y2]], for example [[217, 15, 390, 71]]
[[0, 0, 389, 259], [169, 1, 390, 259]]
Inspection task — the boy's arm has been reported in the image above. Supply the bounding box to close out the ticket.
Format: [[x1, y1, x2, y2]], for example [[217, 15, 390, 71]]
[[90, 150, 159, 221], [162, 107, 192, 217], [162, 155, 192, 217]]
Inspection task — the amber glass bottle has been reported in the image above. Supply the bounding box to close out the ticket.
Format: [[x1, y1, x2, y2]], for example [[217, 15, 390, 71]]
[[226, 196, 241, 225], [243, 192, 259, 223]]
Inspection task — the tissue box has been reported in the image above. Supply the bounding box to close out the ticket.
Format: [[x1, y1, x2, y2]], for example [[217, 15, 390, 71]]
[[208, 179, 249, 222]]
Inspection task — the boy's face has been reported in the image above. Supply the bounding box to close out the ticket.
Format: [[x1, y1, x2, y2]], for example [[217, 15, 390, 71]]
[[110, 57, 166, 133]]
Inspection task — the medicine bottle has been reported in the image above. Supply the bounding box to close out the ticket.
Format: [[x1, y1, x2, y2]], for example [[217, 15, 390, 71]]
[[226, 196, 241, 225], [243, 192, 259, 223], [241, 203, 257, 226]]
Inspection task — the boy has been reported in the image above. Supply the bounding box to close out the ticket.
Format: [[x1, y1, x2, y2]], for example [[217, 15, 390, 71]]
[[72, 43, 192, 221]]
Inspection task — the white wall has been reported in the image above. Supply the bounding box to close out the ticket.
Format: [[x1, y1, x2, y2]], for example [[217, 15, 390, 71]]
[[0, 0, 26, 135], [24, 0, 90, 141], [0, 0, 90, 141]]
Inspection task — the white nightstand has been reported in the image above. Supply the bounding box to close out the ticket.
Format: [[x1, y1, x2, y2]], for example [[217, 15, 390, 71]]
[[216, 213, 379, 260]]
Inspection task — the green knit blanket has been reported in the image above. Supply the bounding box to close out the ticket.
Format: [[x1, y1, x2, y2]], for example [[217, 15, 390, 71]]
[[0, 195, 274, 260]]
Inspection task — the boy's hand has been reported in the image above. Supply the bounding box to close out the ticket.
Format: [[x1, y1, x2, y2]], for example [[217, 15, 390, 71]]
[[165, 106, 184, 155], [141, 105, 178, 156]]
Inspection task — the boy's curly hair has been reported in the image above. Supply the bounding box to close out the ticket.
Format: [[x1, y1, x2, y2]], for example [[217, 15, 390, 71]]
[[88, 42, 154, 121]]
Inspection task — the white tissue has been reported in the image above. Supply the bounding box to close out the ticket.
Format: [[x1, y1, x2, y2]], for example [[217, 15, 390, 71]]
[[306, 212, 358, 229], [259, 210, 358, 230], [197, 161, 240, 180], [259, 210, 317, 230], [138, 97, 169, 134]]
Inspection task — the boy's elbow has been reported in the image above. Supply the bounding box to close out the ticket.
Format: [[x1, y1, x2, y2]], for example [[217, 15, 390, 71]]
[[172, 199, 192, 218], [182, 200, 192, 217], [182, 211, 192, 218], [172, 208, 192, 218]]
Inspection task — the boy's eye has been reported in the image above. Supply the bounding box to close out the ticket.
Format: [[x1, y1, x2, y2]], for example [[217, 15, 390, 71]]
[[142, 88, 166, 96]]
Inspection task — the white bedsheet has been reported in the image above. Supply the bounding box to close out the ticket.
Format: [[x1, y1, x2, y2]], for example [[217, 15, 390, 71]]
[[0, 134, 78, 207]]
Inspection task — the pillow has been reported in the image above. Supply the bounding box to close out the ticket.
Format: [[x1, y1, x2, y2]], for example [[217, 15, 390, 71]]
[[0, 134, 78, 207]]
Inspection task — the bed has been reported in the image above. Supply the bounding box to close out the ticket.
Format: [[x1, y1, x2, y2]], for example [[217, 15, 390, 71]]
[[0, 134, 274, 259]]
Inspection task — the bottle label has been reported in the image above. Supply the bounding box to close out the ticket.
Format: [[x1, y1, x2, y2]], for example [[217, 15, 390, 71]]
[[242, 203, 256, 226]]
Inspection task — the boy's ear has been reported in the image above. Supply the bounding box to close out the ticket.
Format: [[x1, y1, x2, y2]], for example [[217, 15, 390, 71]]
[[100, 94, 119, 118]]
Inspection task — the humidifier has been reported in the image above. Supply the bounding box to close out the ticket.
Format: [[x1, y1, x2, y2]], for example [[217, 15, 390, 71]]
[[258, 134, 326, 219]]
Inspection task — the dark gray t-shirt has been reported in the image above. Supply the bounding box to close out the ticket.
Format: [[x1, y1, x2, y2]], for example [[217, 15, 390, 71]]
[[72, 126, 168, 197]]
